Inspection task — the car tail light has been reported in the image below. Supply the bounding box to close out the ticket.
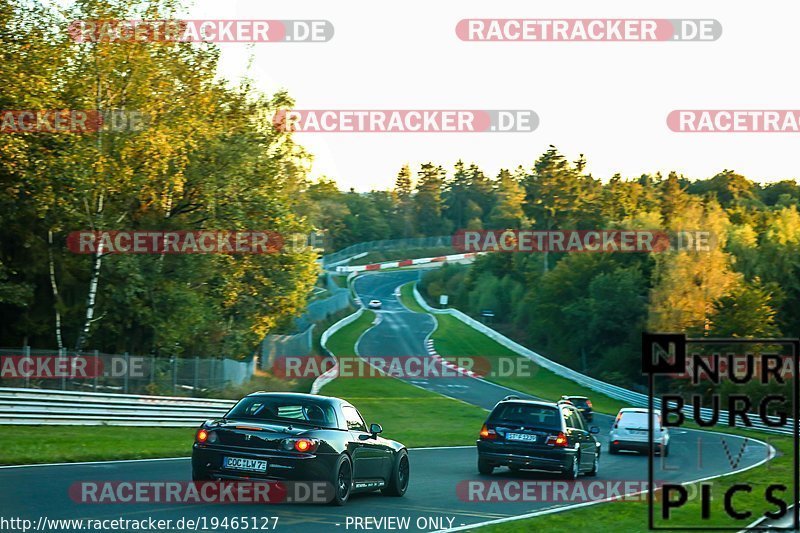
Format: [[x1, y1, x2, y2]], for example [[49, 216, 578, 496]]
[[546, 432, 568, 447], [196, 429, 209, 443], [614, 412, 623, 429], [479, 424, 497, 440], [281, 438, 319, 453], [294, 439, 316, 453], [586, 400, 593, 408]]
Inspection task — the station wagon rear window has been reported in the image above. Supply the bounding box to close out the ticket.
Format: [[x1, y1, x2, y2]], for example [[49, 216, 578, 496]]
[[490, 403, 561, 430]]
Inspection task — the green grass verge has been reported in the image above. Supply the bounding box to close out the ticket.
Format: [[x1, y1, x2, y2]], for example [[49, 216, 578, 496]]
[[396, 283, 629, 415], [320, 308, 487, 447], [399, 281, 427, 313], [2, 426, 195, 466]]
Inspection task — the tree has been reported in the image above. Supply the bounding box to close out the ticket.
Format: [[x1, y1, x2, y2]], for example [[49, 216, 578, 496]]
[[394, 165, 415, 237], [414, 163, 450, 235], [648, 198, 741, 335], [709, 279, 781, 337], [522, 146, 584, 271], [488, 169, 526, 229]]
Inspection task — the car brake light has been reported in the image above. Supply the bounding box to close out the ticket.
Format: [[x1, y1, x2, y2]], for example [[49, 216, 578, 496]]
[[586, 400, 593, 408], [295, 439, 313, 452], [479, 424, 497, 440], [546, 432, 568, 447], [196, 429, 208, 443], [281, 438, 318, 453], [614, 412, 623, 429]]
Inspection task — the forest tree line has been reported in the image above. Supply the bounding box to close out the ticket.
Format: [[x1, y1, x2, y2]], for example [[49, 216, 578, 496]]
[[2, 0, 798, 371]]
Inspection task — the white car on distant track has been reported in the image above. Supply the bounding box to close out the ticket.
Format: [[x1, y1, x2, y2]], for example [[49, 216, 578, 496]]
[[367, 299, 382, 309], [609, 408, 670, 456]]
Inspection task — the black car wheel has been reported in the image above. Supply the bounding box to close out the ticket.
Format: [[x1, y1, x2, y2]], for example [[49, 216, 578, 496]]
[[586, 451, 599, 477], [383, 449, 409, 496], [609, 444, 619, 454], [331, 454, 353, 506], [563, 454, 580, 480], [478, 457, 494, 475]]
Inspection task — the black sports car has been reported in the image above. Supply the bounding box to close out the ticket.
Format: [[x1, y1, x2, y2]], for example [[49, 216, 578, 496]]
[[476, 397, 601, 479], [192, 392, 409, 505]]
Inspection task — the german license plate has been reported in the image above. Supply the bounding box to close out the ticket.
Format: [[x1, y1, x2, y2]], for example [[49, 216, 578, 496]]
[[223, 456, 267, 472], [506, 433, 537, 442]]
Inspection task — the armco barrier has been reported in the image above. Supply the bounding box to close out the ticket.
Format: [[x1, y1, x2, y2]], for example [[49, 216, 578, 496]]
[[412, 284, 795, 437], [321, 235, 453, 268], [0, 388, 235, 426], [335, 252, 481, 273], [310, 307, 365, 394]]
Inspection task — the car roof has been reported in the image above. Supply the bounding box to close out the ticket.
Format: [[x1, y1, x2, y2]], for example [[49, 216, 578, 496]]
[[245, 391, 343, 406], [497, 399, 563, 409], [618, 408, 661, 414], [564, 395, 588, 400]]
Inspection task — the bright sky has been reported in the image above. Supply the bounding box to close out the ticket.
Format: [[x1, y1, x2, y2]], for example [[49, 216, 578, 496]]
[[182, 0, 799, 191]]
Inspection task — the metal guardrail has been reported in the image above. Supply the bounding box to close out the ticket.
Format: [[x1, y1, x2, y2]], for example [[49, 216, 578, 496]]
[[321, 235, 453, 267], [412, 283, 796, 437], [310, 307, 365, 395], [0, 387, 235, 426]]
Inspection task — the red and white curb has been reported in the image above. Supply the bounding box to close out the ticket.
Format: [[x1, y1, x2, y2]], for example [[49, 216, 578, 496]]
[[427, 340, 479, 378], [335, 252, 481, 273]]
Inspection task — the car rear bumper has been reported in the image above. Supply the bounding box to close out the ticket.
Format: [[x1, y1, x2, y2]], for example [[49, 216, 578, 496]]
[[477, 442, 576, 472], [192, 444, 338, 481], [610, 439, 666, 451]]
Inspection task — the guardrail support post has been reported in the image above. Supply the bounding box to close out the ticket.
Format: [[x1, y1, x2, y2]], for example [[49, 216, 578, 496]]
[[123, 352, 129, 393], [193, 356, 199, 396], [60, 348, 66, 391], [93, 350, 99, 391], [24, 345, 30, 389], [172, 357, 177, 395]]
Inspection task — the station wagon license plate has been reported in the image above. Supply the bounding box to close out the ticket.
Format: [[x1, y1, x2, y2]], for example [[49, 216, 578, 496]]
[[223, 456, 268, 472], [506, 433, 537, 442]]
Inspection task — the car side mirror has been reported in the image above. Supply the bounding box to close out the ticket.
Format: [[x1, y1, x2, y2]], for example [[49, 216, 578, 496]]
[[590, 426, 600, 434], [370, 423, 383, 438]]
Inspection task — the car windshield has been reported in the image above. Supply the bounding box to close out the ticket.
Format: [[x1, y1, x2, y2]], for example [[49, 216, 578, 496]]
[[619, 412, 659, 428], [490, 403, 561, 429], [570, 398, 589, 407], [226, 396, 338, 428]]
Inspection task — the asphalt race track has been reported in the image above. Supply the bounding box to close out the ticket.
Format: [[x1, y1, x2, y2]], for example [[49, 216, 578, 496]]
[[0, 270, 772, 532]]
